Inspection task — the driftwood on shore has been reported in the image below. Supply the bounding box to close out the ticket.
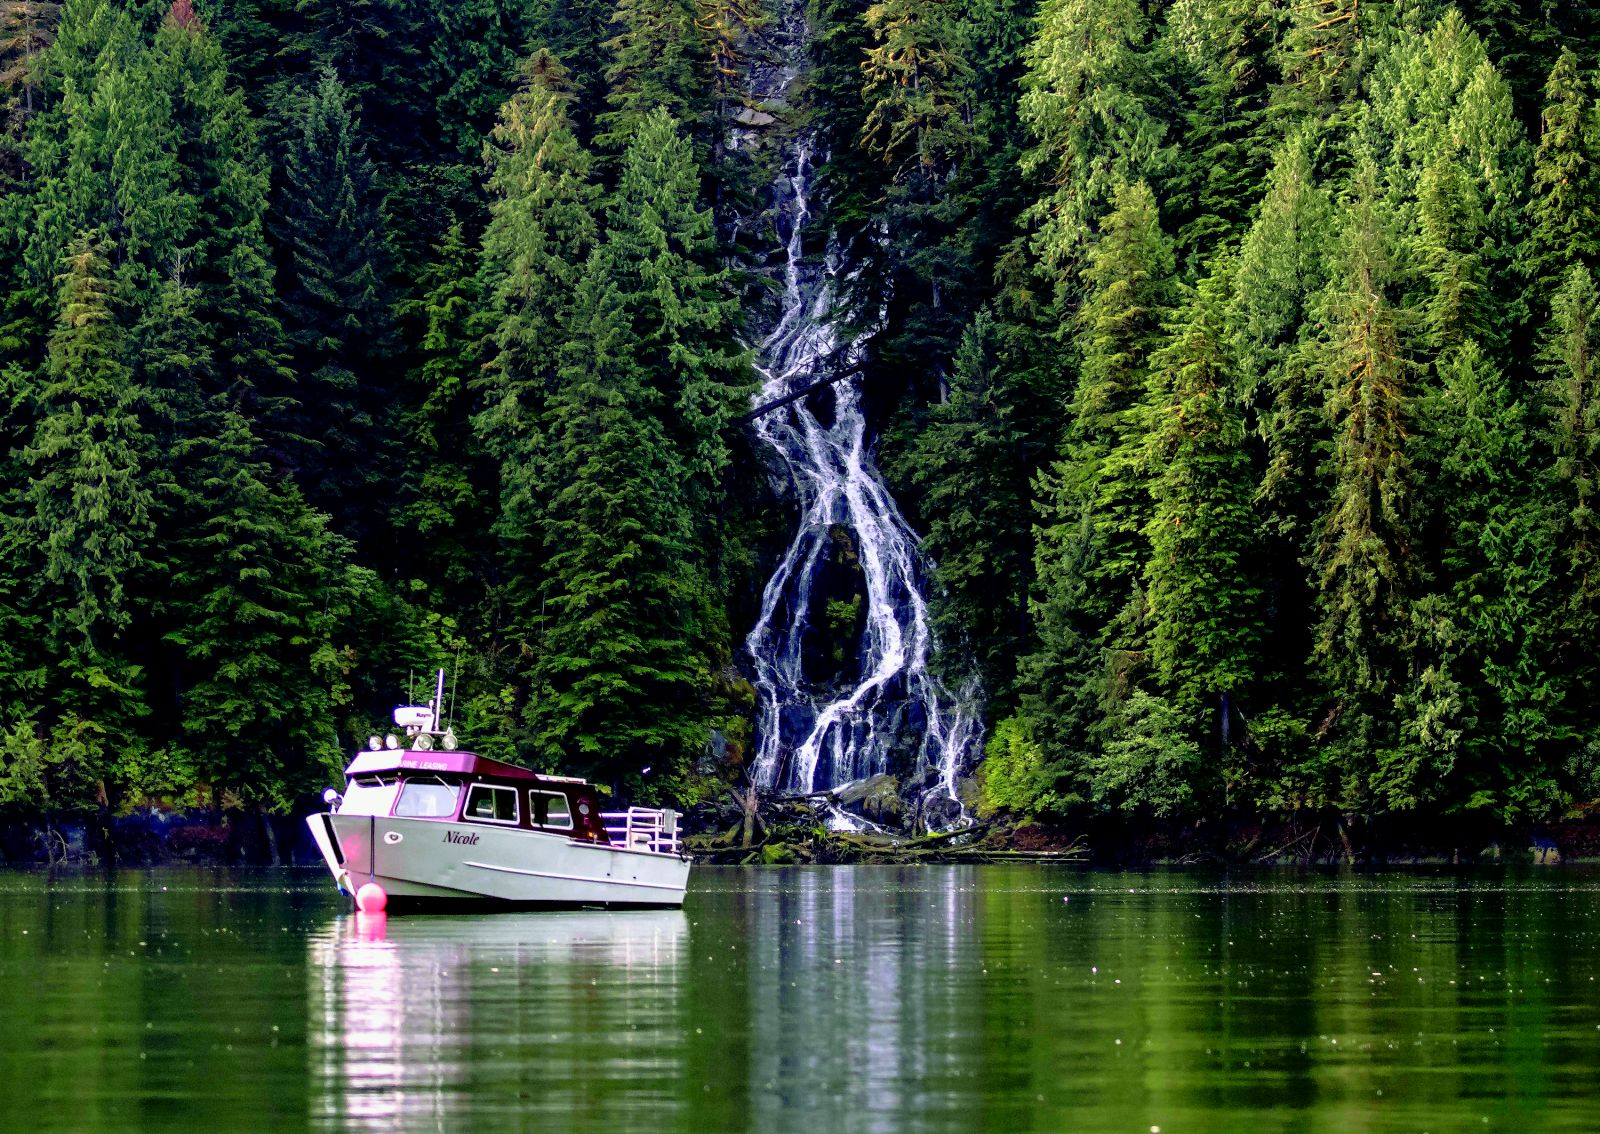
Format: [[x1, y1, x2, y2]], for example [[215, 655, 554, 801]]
[[685, 786, 1089, 865]]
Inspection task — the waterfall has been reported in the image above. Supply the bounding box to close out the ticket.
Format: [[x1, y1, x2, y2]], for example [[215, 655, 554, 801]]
[[735, 2, 979, 826]]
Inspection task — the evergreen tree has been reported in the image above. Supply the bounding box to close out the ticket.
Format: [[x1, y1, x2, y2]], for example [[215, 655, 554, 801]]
[[164, 404, 351, 806], [0, 0, 61, 185], [1525, 49, 1600, 308], [1144, 258, 1262, 731], [1457, 0, 1600, 122], [1362, 11, 1526, 349], [857, 0, 975, 376], [270, 65, 396, 532], [1272, 0, 1365, 125], [477, 50, 598, 463], [524, 259, 707, 794], [1022, 180, 1175, 774], [476, 50, 600, 640], [1018, 0, 1168, 286], [143, 0, 284, 406], [1412, 149, 1494, 353], [1230, 131, 1333, 549], [597, 0, 706, 153], [13, 234, 155, 747], [1539, 265, 1600, 677], [1058, 179, 1175, 603], [281, 0, 427, 173], [1310, 164, 1416, 807], [602, 108, 745, 561], [1161, 0, 1282, 271], [900, 309, 1031, 706], [393, 221, 491, 595], [860, 0, 971, 184], [1402, 341, 1560, 817], [424, 0, 549, 160]]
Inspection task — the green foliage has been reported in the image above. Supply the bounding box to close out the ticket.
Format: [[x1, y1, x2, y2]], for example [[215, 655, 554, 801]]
[[1144, 258, 1262, 724], [15, 234, 156, 734], [270, 65, 396, 531], [163, 404, 353, 806], [3, 0, 1600, 833], [860, 0, 972, 183], [1087, 689, 1202, 818], [897, 309, 1033, 704], [392, 221, 491, 592], [1539, 265, 1600, 686], [522, 256, 707, 795], [1309, 162, 1416, 797], [1525, 49, 1600, 307], [597, 0, 706, 153], [978, 714, 1073, 817], [1019, 0, 1167, 284]]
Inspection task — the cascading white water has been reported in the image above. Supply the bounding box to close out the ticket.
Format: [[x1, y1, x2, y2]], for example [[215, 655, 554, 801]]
[[737, 5, 979, 825]]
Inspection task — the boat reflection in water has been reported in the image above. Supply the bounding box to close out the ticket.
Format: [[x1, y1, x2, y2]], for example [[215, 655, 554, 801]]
[[306, 909, 688, 1130]]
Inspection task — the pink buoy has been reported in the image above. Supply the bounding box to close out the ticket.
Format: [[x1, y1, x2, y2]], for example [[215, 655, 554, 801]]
[[355, 882, 388, 913]]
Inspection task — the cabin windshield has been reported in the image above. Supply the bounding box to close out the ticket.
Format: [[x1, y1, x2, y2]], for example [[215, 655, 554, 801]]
[[394, 777, 460, 819], [340, 775, 401, 816]]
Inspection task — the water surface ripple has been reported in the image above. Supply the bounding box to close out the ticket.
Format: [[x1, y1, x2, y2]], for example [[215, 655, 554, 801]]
[[2, 866, 1599, 1132]]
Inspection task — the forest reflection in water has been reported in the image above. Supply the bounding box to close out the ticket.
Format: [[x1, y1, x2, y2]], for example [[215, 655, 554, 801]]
[[3, 866, 1600, 1132], [303, 865, 1600, 1133]]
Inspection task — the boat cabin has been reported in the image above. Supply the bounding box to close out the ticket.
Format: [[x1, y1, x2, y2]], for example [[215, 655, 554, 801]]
[[335, 749, 611, 844]]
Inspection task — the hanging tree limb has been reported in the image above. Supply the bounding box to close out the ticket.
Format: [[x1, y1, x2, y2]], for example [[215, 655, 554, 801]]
[[739, 367, 864, 423]]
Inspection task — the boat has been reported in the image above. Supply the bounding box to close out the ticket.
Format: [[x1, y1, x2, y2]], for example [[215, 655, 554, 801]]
[[305, 672, 691, 911]]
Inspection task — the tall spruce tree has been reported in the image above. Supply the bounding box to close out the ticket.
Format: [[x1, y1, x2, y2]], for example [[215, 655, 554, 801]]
[[1230, 132, 1333, 549], [597, 0, 706, 153], [524, 258, 706, 795], [601, 107, 745, 631], [0, 0, 60, 185], [1412, 149, 1495, 354], [1540, 265, 1600, 680], [1018, 0, 1168, 287], [477, 50, 598, 461], [476, 50, 600, 646], [14, 234, 155, 760], [1403, 341, 1560, 817], [1525, 49, 1600, 309], [393, 221, 490, 595], [1272, 0, 1366, 125], [899, 309, 1032, 706], [1310, 163, 1416, 807], [1022, 179, 1175, 774], [164, 404, 351, 806], [1161, 0, 1282, 271], [1058, 179, 1175, 607], [1144, 257, 1262, 732], [270, 66, 396, 534], [859, 0, 974, 370]]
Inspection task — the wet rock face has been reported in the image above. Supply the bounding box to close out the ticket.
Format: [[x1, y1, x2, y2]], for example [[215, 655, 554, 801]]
[[832, 774, 905, 825], [731, 0, 981, 826]]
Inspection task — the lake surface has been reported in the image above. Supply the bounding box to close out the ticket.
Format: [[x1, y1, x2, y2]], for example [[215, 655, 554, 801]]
[[1, 866, 1598, 1132]]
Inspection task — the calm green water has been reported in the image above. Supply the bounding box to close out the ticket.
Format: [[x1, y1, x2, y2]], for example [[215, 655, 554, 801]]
[[1, 867, 1598, 1133]]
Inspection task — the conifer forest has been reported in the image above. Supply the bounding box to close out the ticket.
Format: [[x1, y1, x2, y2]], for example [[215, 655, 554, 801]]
[[4, 0, 1600, 842]]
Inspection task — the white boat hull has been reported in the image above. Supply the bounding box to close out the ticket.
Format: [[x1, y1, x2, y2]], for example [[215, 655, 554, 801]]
[[307, 813, 691, 909]]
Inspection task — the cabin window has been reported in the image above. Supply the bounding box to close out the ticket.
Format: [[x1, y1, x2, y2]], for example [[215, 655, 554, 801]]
[[529, 790, 573, 830], [394, 777, 460, 819], [340, 776, 401, 816], [463, 783, 519, 825]]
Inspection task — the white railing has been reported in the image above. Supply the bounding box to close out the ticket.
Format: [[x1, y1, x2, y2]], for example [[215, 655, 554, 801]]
[[601, 808, 681, 855]]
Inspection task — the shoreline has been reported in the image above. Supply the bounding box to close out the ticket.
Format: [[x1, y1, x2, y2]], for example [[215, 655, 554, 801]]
[[4, 805, 1596, 869]]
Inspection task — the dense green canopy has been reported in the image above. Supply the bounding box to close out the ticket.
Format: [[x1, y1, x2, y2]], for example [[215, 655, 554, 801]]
[[2, 0, 1599, 836]]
